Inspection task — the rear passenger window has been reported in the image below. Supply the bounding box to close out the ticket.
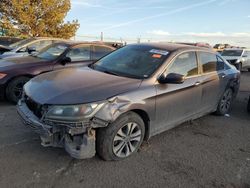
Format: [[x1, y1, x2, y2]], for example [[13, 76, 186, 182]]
[[166, 52, 198, 77], [92, 46, 113, 60], [200, 52, 218, 73]]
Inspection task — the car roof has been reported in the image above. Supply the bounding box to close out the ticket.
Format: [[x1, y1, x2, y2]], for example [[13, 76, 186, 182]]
[[52, 41, 117, 48], [129, 42, 214, 53]]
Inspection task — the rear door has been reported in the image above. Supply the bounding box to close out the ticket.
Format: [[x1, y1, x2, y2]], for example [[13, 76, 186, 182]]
[[154, 51, 202, 133], [198, 52, 228, 112]]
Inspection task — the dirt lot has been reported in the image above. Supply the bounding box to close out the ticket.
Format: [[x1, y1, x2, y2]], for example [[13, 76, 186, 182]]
[[0, 73, 250, 188]]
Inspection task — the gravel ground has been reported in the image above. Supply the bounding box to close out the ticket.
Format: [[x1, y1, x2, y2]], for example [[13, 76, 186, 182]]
[[0, 72, 249, 188]]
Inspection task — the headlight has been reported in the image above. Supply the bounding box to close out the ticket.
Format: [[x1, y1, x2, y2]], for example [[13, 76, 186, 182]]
[[0, 73, 7, 79], [45, 102, 105, 121]]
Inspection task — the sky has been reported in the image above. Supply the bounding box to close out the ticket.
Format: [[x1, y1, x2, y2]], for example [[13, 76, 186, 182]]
[[66, 0, 250, 46]]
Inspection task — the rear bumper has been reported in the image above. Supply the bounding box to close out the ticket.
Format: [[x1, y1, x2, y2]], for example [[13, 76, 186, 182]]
[[17, 100, 96, 159]]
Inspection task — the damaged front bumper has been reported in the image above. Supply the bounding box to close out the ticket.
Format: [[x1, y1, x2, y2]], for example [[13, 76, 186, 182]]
[[17, 100, 96, 159]]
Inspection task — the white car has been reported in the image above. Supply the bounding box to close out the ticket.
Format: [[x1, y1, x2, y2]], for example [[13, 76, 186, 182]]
[[221, 48, 250, 72], [0, 37, 68, 59]]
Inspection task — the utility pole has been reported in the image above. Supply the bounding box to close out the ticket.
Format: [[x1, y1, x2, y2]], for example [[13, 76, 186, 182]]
[[101, 32, 103, 42]]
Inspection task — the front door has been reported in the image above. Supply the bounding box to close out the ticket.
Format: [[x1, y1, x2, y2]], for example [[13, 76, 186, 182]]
[[154, 51, 202, 135]]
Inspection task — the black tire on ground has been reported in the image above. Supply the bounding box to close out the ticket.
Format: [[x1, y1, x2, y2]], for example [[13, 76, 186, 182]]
[[6, 76, 30, 103], [215, 88, 234, 116], [248, 68, 250, 72], [247, 96, 250, 113], [96, 111, 145, 161]]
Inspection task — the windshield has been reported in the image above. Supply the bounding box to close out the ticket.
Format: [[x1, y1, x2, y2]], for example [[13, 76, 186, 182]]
[[36, 43, 68, 60], [221, 50, 243, 57], [91, 45, 169, 79], [9, 38, 35, 48]]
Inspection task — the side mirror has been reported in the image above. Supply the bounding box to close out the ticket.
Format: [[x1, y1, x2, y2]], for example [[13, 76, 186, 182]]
[[27, 46, 36, 54], [158, 73, 185, 84], [61, 57, 71, 65]]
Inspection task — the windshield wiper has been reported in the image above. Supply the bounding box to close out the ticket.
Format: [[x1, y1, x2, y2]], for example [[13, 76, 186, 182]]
[[103, 70, 119, 76]]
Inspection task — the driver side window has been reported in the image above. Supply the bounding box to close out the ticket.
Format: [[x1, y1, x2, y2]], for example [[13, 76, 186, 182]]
[[166, 52, 198, 77]]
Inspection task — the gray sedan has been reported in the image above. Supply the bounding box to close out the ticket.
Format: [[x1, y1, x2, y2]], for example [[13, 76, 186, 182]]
[[17, 43, 240, 160]]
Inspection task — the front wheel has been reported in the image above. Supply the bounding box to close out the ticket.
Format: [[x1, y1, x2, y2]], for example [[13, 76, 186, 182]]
[[6, 76, 30, 103], [96, 112, 145, 161], [215, 88, 233, 115]]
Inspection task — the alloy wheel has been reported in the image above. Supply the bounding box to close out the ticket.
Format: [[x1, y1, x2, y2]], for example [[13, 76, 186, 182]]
[[112, 122, 142, 158], [220, 89, 233, 113]]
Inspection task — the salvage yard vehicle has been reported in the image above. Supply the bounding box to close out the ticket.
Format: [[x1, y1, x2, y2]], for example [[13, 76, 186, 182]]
[[17, 43, 240, 161], [0, 37, 67, 59], [221, 48, 250, 71], [0, 37, 21, 46], [0, 42, 116, 103]]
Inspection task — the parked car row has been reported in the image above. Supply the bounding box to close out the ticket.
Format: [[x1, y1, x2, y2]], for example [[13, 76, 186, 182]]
[[14, 43, 240, 160], [0, 40, 116, 103]]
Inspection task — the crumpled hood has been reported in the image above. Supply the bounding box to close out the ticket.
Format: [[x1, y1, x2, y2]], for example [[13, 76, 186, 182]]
[[0, 55, 47, 68], [24, 67, 142, 105]]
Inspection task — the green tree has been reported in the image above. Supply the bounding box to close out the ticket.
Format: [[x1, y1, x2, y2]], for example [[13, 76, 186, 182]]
[[0, 0, 79, 39]]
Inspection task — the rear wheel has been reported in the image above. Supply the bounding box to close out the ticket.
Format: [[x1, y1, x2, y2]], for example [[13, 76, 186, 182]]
[[248, 68, 250, 72], [96, 112, 145, 161], [215, 88, 233, 115], [6, 76, 30, 103]]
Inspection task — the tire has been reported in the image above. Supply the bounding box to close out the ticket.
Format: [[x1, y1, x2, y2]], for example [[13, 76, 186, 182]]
[[248, 68, 250, 72], [6, 76, 30, 103], [247, 96, 250, 113], [215, 88, 233, 116], [96, 112, 145, 161]]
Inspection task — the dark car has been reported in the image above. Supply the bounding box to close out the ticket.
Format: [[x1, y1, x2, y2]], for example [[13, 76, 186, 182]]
[[17, 43, 240, 161], [0, 42, 116, 103], [0, 37, 22, 46], [0, 37, 68, 58]]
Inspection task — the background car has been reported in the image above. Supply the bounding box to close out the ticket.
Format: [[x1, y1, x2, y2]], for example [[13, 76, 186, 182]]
[[221, 48, 250, 71], [0, 37, 22, 46], [17, 43, 240, 160], [0, 37, 68, 59], [0, 41, 116, 103]]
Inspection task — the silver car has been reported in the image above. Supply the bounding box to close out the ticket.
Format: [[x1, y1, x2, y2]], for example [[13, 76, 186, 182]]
[[0, 37, 68, 59], [221, 48, 250, 71]]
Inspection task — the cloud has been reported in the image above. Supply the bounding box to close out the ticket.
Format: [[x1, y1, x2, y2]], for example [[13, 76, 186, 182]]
[[102, 0, 217, 30], [230, 33, 250, 37], [71, 0, 104, 8], [148, 30, 171, 36], [248, 15, 250, 18], [186, 32, 226, 37], [184, 32, 250, 38]]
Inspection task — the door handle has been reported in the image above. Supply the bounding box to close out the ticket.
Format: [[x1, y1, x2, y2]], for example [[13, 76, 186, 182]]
[[194, 82, 201, 86]]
